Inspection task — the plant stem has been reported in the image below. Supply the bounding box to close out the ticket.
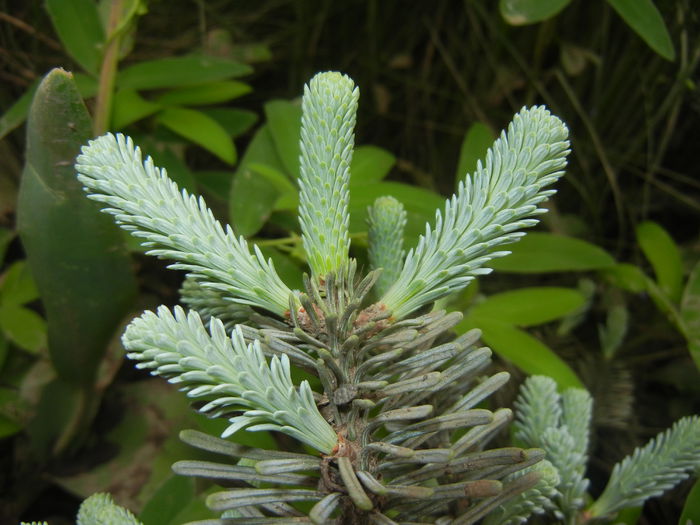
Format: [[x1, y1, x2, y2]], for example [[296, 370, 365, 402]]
[[93, 0, 124, 136]]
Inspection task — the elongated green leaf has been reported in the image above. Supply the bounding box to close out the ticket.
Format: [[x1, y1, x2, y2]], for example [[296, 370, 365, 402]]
[[455, 122, 495, 186], [603, 263, 649, 293], [607, 0, 675, 60], [679, 479, 700, 525], [157, 107, 236, 164], [636, 221, 683, 302], [680, 260, 700, 370], [459, 318, 583, 389], [499, 0, 572, 25], [117, 56, 251, 91], [157, 81, 251, 106], [111, 89, 161, 129], [229, 125, 288, 232], [264, 100, 302, 179], [490, 232, 616, 273], [351, 145, 396, 184], [17, 69, 137, 386], [0, 79, 39, 140], [46, 0, 105, 74], [199, 108, 258, 137], [469, 287, 585, 327]]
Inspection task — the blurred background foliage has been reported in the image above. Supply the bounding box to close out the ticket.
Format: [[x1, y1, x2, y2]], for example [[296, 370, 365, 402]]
[[0, 0, 699, 524]]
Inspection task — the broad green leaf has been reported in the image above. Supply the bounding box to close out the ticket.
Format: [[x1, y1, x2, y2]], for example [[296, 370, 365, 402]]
[[469, 287, 586, 327], [264, 100, 302, 179], [157, 107, 236, 164], [636, 221, 683, 302], [112, 89, 161, 129], [603, 263, 648, 293], [157, 81, 252, 106], [607, 0, 675, 60], [117, 56, 252, 91], [351, 146, 396, 184], [229, 125, 287, 229], [0, 305, 46, 353], [17, 69, 137, 386], [499, 0, 572, 25], [138, 476, 211, 525], [73, 73, 99, 98], [229, 166, 281, 237], [455, 122, 495, 187], [0, 261, 39, 307], [0, 79, 39, 140], [459, 318, 583, 389], [46, 0, 105, 75], [490, 232, 616, 273], [194, 171, 233, 202], [199, 108, 258, 137], [680, 260, 700, 370], [0, 332, 7, 371], [679, 479, 700, 525]]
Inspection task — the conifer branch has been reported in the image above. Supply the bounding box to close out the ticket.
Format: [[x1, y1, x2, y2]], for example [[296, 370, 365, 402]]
[[76, 133, 293, 317]]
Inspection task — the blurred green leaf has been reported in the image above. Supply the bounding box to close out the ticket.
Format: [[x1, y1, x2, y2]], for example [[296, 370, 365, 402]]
[[112, 89, 161, 129], [351, 146, 396, 184], [200, 108, 258, 137], [138, 476, 211, 525], [603, 263, 649, 293], [0, 414, 22, 439], [264, 100, 302, 179], [490, 232, 616, 273], [229, 125, 288, 230], [680, 260, 700, 370], [455, 122, 495, 186], [499, 0, 572, 25], [679, 479, 700, 525], [46, 0, 105, 75], [459, 318, 583, 389], [0, 332, 7, 371], [194, 171, 233, 201], [0, 79, 39, 140], [636, 220, 683, 302], [469, 287, 585, 327], [606, 0, 675, 60], [599, 304, 629, 360], [0, 261, 38, 307], [0, 305, 46, 353], [157, 107, 236, 164], [73, 73, 99, 98], [157, 81, 252, 106], [117, 56, 252, 91], [17, 69, 137, 386], [230, 166, 281, 237]]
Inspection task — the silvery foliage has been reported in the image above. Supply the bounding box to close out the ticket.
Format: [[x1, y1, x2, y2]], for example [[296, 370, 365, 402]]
[[515, 375, 700, 522], [76, 71, 573, 523]]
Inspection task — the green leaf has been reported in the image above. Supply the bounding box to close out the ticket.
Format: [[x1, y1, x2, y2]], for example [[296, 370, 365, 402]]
[[0, 79, 39, 140], [132, 137, 197, 193], [0, 261, 38, 307], [193, 171, 233, 202], [351, 145, 396, 184], [679, 479, 700, 525], [117, 56, 252, 91], [157, 81, 252, 106], [264, 100, 302, 179], [229, 125, 288, 230], [0, 305, 46, 353], [0, 414, 22, 439], [636, 221, 683, 302], [73, 73, 99, 98], [499, 0, 572, 25], [138, 476, 209, 525], [490, 232, 616, 273], [157, 107, 236, 164], [603, 263, 649, 293], [258, 247, 304, 291], [46, 0, 105, 75], [199, 108, 258, 138], [229, 166, 281, 237], [606, 0, 675, 60], [469, 287, 586, 327], [17, 69, 137, 386], [680, 260, 700, 370], [455, 122, 495, 187], [111, 89, 161, 129], [460, 318, 583, 389]]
